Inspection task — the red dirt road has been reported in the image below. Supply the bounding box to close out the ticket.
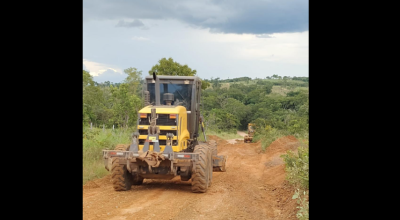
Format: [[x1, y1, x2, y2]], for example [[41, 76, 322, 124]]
[[83, 135, 300, 220]]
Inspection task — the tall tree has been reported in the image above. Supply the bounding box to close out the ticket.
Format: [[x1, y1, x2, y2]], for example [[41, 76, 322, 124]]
[[201, 80, 210, 90], [149, 57, 210, 90], [110, 83, 142, 128], [123, 67, 142, 96], [83, 70, 102, 125], [212, 77, 222, 90], [149, 57, 197, 76]]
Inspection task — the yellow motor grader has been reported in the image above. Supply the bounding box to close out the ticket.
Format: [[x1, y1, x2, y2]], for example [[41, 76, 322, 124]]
[[102, 73, 226, 193], [244, 123, 255, 143]]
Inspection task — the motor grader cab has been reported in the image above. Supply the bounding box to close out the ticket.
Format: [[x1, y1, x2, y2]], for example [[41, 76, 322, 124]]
[[244, 123, 255, 143], [102, 73, 226, 193]]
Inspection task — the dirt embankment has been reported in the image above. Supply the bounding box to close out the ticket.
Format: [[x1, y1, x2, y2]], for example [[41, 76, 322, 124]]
[[83, 135, 300, 220]]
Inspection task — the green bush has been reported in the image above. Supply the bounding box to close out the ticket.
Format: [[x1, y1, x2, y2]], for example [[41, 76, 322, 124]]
[[281, 143, 309, 189], [281, 141, 309, 219], [292, 189, 309, 220]]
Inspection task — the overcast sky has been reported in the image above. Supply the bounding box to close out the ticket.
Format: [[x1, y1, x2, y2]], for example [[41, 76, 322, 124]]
[[83, 0, 308, 83]]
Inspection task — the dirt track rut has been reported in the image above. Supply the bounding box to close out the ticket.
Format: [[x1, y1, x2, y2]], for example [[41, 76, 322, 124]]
[[83, 135, 300, 220]]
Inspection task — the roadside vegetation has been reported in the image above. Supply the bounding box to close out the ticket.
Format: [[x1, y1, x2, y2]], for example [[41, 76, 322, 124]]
[[82, 127, 131, 185], [281, 140, 309, 220]]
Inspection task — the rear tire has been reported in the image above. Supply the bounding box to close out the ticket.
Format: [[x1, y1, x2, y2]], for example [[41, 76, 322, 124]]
[[111, 157, 133, 191], [191, 145, 210, 193]]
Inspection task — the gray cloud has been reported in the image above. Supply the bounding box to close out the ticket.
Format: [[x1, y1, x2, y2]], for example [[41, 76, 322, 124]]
[[83, 0, 308, 34], [115, 19, 145, 28]]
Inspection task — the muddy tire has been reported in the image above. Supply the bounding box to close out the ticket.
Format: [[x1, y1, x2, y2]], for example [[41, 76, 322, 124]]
[[132, 174, 144, 185], [111, 157, 133, 191], [209, 140, 217, 156], [207, 145, 213, 187], [202, 141, 214, 186], [191, 145, 210, 193]]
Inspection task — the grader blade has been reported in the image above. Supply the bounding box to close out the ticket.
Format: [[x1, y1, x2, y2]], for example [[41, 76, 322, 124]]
[[212, 155, 227, 172]]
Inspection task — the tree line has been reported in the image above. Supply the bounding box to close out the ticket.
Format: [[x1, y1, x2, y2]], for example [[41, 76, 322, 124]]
[[83, 57, 308, 137], [201, 77, 308, 135]]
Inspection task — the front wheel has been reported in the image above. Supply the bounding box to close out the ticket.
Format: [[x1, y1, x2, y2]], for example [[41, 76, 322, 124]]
[[191, 145, 210, 193]]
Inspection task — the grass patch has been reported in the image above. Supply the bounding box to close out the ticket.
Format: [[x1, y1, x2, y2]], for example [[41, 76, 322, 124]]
[[83, 158, 109, 185], [82, 127, 133, 185]]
